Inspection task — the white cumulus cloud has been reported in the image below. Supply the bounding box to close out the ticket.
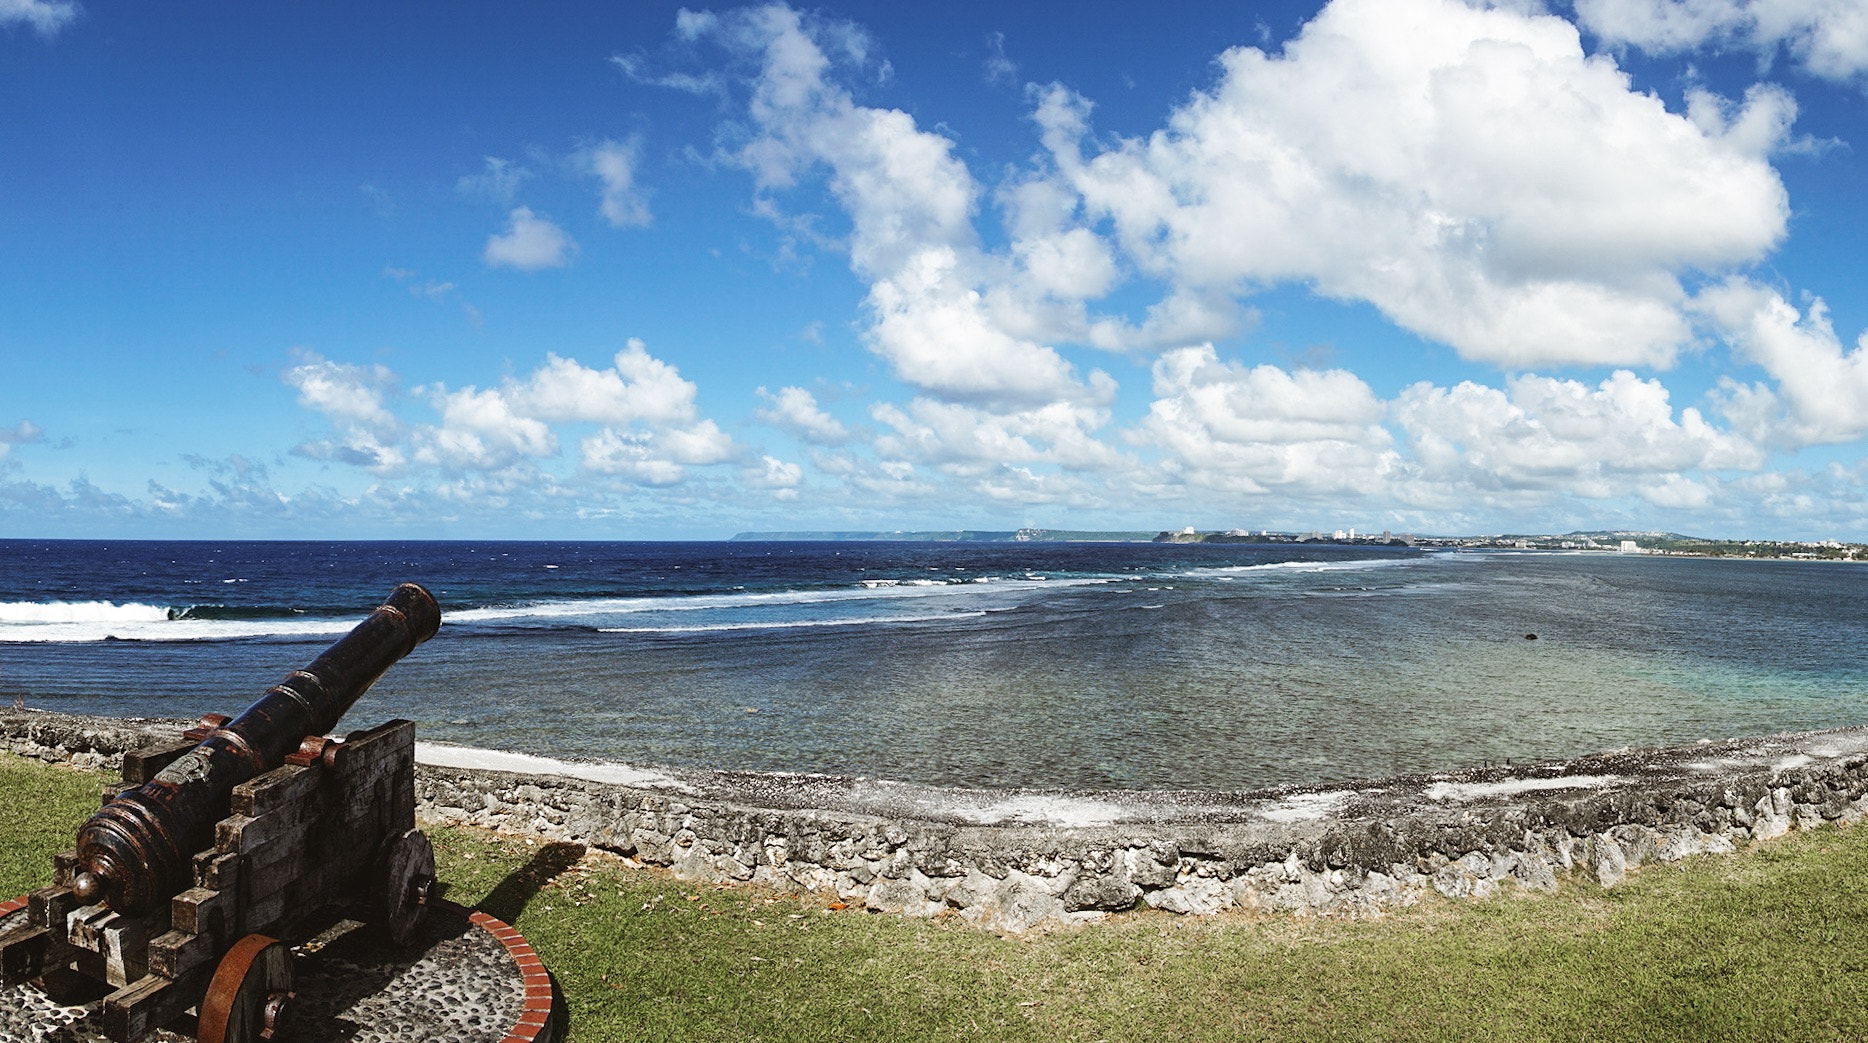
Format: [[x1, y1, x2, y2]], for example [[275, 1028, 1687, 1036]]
[[284, 351, 399, 432], [513, 341, 705, 427], [456, 156, 532, 203], [0, 0, 77, 36], [581, 420, 736, 485], [1032, 0, 1792, 369], [744, 454, 805, 499], [485, 206, 576, 270], [1700, 278, 1868, 446], [1138, 346, 1397, 497], [0, 418, 41, 460], [755, 385, 850, 444], [284, 342, 738, 489], [872, 390, 1124, 475], [284, 351, 409, 473], [587, 138, 652, 228], [1391, 370, 1762, 499], [1575, 0, 1868, 83], [681, 5, 1096, 405]]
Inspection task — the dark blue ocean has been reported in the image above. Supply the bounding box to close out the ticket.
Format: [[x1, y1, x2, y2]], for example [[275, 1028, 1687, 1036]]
[[2, 539, 1865, 792]]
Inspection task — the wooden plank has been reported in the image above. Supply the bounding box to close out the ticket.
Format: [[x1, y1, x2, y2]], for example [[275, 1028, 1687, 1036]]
[[170, 886, 230, 937], [28, 884, 78, 930], [215, 798, 313, 854], [0, 924, 51, 984], [195, 851, 241, 893], [68, 945, 107, 985], [148, 925, 219, 980], [100, 968, 208, 1043], [66, 903, 114, 954], [335, 721, 414, 801], [66, 904, 166, 982], [342, 718, 414, 760], [388, 766, 417, 832], [121, 740, 197, 784], [236, 835, 310, 909], [101, 915, 151, 987], [243, 890, 287, 936], [334, 761, 400, 823], [231, 763, 320, 817]]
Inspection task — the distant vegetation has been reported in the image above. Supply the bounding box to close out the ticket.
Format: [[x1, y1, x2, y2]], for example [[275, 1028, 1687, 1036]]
[[730, 529, 1156, 542], [732, 527, 1867, 560], [1154, 528, 1866, 560], [1443, 531, 1865, 560]]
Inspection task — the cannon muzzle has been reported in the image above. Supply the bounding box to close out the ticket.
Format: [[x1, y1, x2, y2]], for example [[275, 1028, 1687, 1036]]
[[70, 583, 441, 913]]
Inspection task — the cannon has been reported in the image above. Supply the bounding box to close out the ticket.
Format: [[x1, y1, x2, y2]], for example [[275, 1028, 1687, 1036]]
[[0, 583, 441, 1043]]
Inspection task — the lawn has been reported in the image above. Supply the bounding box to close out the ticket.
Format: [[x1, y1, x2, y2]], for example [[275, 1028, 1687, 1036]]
[[6, 750, 1867, 1041]]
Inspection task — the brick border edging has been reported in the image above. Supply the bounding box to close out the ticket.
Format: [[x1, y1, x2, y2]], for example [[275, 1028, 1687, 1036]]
[[3, 896, 562, 1042], [468, 906, 563, 1043]]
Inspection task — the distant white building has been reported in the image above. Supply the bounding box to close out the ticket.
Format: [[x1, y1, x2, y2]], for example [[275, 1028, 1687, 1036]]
[[1619, 540, 1641, 554]]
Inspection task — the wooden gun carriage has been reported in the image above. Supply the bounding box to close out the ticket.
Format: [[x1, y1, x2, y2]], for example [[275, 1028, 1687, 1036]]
[[0, 584, 441, 1043]]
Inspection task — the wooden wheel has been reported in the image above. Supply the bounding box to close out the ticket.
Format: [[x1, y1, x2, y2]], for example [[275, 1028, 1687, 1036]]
[[376, 827, 435, 947], [198, 933, 293, 1043]]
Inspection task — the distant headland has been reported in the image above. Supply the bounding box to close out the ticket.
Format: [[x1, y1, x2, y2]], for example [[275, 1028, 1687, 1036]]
[[729, 528, 1154, 543], [730, 528, 1866, 560]]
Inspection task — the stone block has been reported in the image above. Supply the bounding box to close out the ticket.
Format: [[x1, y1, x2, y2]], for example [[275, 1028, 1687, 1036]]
[[1593, 836, 1627, 888], [1060, 873, 1138, 912]]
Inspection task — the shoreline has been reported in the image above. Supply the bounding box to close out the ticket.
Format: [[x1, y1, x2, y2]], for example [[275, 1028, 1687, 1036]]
[[5, 708, 1867, 932]]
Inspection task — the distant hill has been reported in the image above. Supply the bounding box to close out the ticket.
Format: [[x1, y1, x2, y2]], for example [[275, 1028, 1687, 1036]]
[[1555, 530, 1702, 542], [728, 529, 1156, 543], [729, 528, 1862, 559]]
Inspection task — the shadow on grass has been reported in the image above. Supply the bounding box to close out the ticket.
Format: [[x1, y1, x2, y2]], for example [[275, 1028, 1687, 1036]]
[[474, 841, 587, 924]]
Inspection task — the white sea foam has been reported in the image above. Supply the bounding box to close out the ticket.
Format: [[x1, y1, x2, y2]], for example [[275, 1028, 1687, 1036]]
[[946, 794, 1130, 828], [599, 611, 987, 634], [0, 600, 174, 624], [858, 578, 946, 589], [1422, 775, 1622, 802], [0, 600, 353, 643], [1180, 557, 1416, 581], [1258, 790, 1353, 822], [0, 612, 356, 644], [414, 742, 693, 792], [451, 574, 1112, 629]]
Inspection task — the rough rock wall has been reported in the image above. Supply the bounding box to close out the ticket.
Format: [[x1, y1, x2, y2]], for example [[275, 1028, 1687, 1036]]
[[408, 762, 1864, 932], [6, 709, 1867, 934]]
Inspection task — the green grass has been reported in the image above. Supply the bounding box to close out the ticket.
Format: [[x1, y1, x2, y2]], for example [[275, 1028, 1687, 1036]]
[[8, 749, 1868, 1040], [0, 751, 104, 899]]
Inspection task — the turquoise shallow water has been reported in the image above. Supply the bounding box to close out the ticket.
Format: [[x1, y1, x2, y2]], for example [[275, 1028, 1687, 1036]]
[[2, 540, 1865, 791]]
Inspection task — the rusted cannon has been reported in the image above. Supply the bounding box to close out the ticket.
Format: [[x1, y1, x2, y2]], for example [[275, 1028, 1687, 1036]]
[[0, 583, 441, 1043], [71, 583, 440, 916]]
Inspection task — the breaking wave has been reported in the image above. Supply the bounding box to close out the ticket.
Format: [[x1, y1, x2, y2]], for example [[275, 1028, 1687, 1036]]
[[0, 553, 1419, 644]]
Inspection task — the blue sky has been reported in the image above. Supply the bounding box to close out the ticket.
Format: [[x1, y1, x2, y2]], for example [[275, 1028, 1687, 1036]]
[[4, 0, 1868, 540]]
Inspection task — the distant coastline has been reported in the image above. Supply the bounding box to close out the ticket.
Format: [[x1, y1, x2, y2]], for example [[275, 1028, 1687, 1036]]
[[728, 528, 1156, 543], [731, 528, 1867, 561]]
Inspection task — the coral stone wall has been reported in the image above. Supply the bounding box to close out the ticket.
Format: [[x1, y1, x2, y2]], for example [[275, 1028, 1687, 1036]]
[[7, 710, 1868, 933]]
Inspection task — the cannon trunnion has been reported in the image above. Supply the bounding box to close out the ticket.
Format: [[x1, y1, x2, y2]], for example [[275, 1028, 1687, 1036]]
[[0, 585, 442, 1043]]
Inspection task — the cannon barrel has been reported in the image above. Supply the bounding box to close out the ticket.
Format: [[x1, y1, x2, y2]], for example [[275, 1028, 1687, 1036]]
[[69, 583, 441, 914]]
